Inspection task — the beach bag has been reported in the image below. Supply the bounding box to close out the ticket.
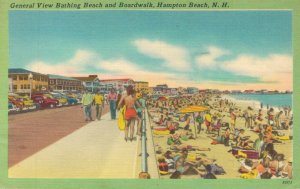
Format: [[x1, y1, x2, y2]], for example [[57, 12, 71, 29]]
[[118, 106, 126, 131]]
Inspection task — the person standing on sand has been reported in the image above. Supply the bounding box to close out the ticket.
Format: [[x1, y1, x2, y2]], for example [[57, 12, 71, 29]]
[[230, 108, 237, 131], [275, 111, 283, 129], [108, 88, 118, 120], [184, 114, 191, 130], [204, 111, 212, 133]]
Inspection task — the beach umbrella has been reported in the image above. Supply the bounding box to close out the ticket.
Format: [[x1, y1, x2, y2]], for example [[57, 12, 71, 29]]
[[179, 105, 209, 138]]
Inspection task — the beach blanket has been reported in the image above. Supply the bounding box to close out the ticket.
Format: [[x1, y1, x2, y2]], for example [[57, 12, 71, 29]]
[[273, 136, 290, 140], [153, 130, 170, 135], [118, 106, 126, 131], [240, 170, 258, 179], [232, 147, 259, 159], [154, 127, 168, 131]]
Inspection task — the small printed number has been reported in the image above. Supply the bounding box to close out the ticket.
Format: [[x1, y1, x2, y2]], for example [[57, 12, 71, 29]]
[[282, 180, 292, 184]]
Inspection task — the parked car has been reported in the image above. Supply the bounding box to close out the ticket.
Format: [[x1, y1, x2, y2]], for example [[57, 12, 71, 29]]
[[48, 93, 67, 106], [59, 93, 78, 105], [8, 101, 18, 112], [8, 96, 24, 111], [31, 94, 59, 108], [16, 95, 38, 110]]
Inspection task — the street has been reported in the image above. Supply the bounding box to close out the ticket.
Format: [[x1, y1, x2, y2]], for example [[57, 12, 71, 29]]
[[9, 104, 108, 167]]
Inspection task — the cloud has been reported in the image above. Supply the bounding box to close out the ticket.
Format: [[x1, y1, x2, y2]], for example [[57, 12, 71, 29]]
[[221, 54, 293, 90], [96, 58, 186, 87], [27, 50, 99, 76], [28, 49, 189, 87], [195, 46, 230, 68], [134, 39, 190, 71]]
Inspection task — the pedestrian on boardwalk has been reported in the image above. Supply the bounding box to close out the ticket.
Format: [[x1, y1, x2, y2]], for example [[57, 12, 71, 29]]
[[117, 85, 141, 142], [108, 88, 118, 120], [135, 94, 146, 136], [94, 90, 104, 121], [81, 90, 94, 121]]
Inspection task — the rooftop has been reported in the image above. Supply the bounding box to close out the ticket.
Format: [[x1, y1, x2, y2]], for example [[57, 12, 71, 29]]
[[73, 75, 99, 82], [101, 78, 133, 82], [48, 74, 81, 81], [9, 68, 46, 75]]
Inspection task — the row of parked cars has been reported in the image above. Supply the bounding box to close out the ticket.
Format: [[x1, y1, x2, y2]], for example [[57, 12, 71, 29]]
[[8, 92, 82, 114]]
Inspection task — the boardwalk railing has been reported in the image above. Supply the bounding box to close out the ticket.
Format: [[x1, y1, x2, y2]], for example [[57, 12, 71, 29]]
[[139, 110, 150, 178]]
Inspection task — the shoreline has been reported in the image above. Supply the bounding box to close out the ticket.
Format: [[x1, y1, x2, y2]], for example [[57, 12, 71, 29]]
[[222, 94, 292, 114]]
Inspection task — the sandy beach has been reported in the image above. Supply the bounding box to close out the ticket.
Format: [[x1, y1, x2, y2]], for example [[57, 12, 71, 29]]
[[147, 93, 293, 179]]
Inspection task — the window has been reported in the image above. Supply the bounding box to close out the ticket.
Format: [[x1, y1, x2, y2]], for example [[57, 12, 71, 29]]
[[19, 76, 24, 80], [49, 80, 54, 85], [12, 76, 17, 80], [37, 76, 40, 81], [13, 85, 17, 89], [27, 84, 30, 89], [20, 85, 23, 89], [23, 76, 28, 80]]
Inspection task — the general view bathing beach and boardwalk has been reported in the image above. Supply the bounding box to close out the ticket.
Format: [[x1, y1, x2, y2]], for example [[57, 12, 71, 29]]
[[8, 11, 292, 179]]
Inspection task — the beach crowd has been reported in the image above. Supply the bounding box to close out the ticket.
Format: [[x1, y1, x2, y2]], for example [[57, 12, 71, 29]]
[[146, 93, 293, 179]]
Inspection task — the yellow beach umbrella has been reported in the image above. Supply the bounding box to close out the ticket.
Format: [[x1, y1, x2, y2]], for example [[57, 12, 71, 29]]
[[180, 105, 209, 113], [179, 105, 209, 138]]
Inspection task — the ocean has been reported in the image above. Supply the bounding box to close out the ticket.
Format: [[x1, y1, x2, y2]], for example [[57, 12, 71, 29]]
[[228, 94, 292, 108]]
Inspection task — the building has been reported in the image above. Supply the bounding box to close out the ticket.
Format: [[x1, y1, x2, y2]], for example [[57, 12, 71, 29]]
[[9, 68, 49, 94], [73, 75, 101, 92], [8, 78, 13, 93], [100, 78, 135, 93], [177, 87, 186, 94], [231, 90, 242, 94], [170, 88, 179, 95], [244, 90, 255, 94], [48, 74, 83, 91], [156, 84, 168, 89], [134, 81, 149, 93], [187, 87, 199, 94]]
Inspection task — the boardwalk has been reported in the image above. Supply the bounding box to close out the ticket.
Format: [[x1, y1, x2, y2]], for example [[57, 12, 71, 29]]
[[9, 111, 158, 178]]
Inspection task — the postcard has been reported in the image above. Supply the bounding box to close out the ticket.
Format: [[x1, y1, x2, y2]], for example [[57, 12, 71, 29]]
[[0, 0, 299, 188]]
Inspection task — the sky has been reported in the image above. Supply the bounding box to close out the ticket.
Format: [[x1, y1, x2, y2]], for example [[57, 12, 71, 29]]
[[9, 11, 292, 90]]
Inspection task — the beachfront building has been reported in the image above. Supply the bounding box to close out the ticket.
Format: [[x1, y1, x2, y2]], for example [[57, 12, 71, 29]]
[[8, 68, 49, 94], [244, 90, 255, 94], [8, 78, 13, 93], [255, 89, 269, 94], [170, 88, 179, 95], [48, 74, 83, 92], [73, 75, 101, 92], [148, 87, 154, 95], [231, 90, 242, 94], [134, 81, 149, 94], [177, 87, 186, 94], [100, 78, 135, 93], [187, 87, 199, 94]]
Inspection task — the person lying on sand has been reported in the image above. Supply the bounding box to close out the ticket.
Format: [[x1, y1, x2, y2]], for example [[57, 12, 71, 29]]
[[169, 144, 211, 152]]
